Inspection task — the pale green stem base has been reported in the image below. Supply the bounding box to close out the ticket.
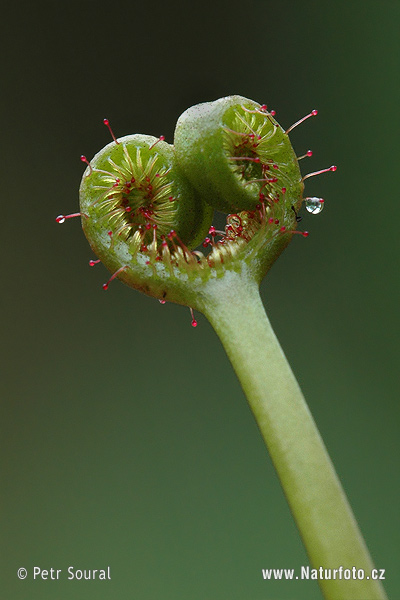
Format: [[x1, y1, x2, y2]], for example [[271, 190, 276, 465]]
[[199, 270, 387, 600]]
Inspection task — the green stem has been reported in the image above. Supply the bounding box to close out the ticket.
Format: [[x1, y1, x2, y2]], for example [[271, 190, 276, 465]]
[[199, 270, 387, 600]]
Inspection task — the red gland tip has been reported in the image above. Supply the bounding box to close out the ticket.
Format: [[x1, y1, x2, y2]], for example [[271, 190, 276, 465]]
[[286, 109, 319, 135], [291, 230, 310, 237], [190, 308, 197, 327], [303, 165, 337, 181], [56, 212, 82, 224], [89, 259, 101, 266], [80, 154, 93, 175], [270, 109, 276, 116], [285, 228, 310, 237], [298, 149, 314, 160], [149, 135, 165, 150], [102, 265, 127, 291], [103, 118, 119, 144]]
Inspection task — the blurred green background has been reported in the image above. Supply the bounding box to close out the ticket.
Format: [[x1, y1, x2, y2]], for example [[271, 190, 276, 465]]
[[1, 1, 399, 598]]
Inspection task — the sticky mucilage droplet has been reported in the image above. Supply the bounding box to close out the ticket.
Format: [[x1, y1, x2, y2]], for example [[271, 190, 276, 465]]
[[305, 197, 325, 215]]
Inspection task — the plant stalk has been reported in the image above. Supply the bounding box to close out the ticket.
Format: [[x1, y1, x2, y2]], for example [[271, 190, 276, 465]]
[[199, 270, 387, 600]]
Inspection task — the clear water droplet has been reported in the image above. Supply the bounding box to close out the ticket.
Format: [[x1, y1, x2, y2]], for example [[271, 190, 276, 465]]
[[305, 197, 324, 215], [56, 215, 66, 224]]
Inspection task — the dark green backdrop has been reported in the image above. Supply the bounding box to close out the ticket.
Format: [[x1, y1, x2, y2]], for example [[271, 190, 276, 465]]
[[1, 1, 399, 598]]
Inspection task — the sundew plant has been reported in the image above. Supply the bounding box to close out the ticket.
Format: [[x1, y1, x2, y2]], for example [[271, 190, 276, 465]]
[[57, 95, 387, 600]]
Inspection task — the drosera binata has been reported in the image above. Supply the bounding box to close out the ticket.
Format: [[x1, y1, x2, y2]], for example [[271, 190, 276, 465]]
[[56, 96, 386, 600]]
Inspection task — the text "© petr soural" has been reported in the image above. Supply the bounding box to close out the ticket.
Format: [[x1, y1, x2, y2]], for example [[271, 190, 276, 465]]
[[31, 567, 111, 580]]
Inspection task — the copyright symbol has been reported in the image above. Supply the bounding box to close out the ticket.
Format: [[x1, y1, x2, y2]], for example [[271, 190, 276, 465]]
[[18, 568, 27, 579]]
